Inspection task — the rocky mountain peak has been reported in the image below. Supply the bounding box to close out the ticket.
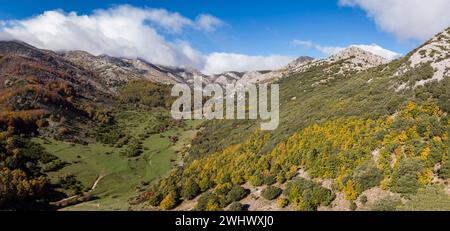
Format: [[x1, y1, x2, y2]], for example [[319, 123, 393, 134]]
[[327, 46, 389, 70], [0, 40, 57, 62], [279, 46, 390, 79], [291, 46, 390, 77], [0, 40, 38, 53], [285, 56, 315, 69]]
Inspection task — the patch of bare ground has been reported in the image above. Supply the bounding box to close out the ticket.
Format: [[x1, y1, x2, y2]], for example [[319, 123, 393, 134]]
[[236, 183, 288, 211], [318, 192, 350, 211], [355, 187, 402, 211], [173, 195, 201, 211], [238, 169, 337, 211], [319, 187, 403, 211], [432, 164, 450, 195], [129, 202, 159, 211], [433, 179, 450, 196], [297, 168, 333, 191], [446, 183, 450, 196], [297, 169, 311, 180]]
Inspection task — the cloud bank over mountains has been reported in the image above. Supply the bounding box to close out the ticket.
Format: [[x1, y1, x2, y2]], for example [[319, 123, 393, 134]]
[[1, 1, 445, 74], [340, 0, 450, 41], [203, 53, 294, 74], [0, 5, 293, 74]]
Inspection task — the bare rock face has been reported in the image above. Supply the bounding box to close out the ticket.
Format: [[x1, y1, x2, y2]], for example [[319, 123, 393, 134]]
[[62, 51, 190, 92], [220, 57, 315, 86], [395, 28, 450, 87], [284, 56, 316, 70], [63, 51, 145, 91]]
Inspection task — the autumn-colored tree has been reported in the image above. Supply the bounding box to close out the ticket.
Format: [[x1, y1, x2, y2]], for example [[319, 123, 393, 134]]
[[159, 192, 177, 210]]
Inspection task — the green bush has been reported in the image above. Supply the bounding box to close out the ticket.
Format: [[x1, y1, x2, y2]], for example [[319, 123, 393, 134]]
[[261, 186, 282, 200], [57, 174, 84, 195], [391, 159, 424, 195], [283, 178, 335, 211], [263, 175, 276, 185], [123, 137, 142, 157], [181, 179, 200, 200], [439, 161, 450, 179], [276, 173, 286, 184], [350, 201, 357, 211], [229, 202, 247, 211], [352, 161, 383, 193], [195, 192, 222, 211], [195, 192, 212, 211], [227, 185, 249, 202], [359, 195, 368, 205], [95, 124, 124, 145], [41, 159, 68, 172], [146, 186, 164, 207], [249, 175, 264, 187]]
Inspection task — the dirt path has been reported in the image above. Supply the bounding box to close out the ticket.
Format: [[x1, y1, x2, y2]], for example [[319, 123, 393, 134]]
[[50, 173, 106, 207], [91, 174, 106, 190]]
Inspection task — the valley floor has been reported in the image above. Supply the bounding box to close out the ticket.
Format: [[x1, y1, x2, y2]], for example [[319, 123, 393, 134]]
[[35, 117, 202, 211]]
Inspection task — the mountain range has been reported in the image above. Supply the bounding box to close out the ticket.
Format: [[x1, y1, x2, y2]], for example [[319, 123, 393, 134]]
[[0, 28, 449, 211]]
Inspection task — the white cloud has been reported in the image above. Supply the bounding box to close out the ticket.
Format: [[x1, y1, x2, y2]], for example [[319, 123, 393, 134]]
[[339, 0, 450, 41], [290, 39, 346, 56], [291, 40, 313, 48], [0, 5, 290, 74], [291, 39, 401, 60], [0, 5, 210, 68], [315, 45, 346, 56], [95, 5, 195, 33], [202, 53, 294, 74], [195, 14, 225, 32]]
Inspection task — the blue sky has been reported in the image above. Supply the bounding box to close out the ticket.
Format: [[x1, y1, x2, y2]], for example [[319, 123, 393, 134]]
[[0, 0, 448, 73]]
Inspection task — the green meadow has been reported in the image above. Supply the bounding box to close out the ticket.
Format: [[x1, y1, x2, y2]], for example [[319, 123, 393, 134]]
[[35, 110, 202, 211]]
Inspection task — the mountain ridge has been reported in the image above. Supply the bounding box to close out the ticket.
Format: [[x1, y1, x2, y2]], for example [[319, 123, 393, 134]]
[[1, 40, 397, 91]]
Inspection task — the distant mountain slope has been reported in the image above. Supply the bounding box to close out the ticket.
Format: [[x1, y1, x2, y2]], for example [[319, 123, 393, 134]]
[[225, 46, 389, 86], [283, 46, 390, 78], [62, 51, 202, 90], [0, 41, 110, 92], [0, 41, 117, 142], [63, 50, 311, 88], [141, 28, 450, 212], [188, 28, 450, 158]]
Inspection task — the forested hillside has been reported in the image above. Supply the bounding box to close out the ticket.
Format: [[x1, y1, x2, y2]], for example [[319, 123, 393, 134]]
[[141, 102, 449, 211], [139, 28, 450, 211]]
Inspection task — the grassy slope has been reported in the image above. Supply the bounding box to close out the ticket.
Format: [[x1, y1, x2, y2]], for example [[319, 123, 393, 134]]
[[190, 57, 449, 157], [35, 110, 201, 211], [190, 60, 406, 157]]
